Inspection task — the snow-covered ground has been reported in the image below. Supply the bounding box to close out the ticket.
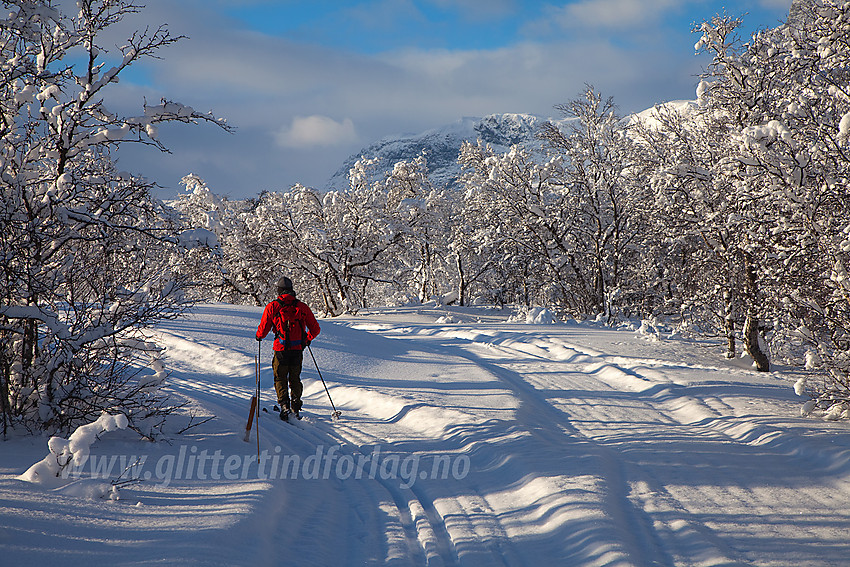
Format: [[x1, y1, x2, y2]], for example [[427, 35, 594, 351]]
[[3, 303, 850, 566]]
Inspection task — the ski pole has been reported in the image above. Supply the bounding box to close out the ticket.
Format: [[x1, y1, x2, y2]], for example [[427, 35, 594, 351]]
[[307, 344, 341, 420], [255, 341, 261, 461]]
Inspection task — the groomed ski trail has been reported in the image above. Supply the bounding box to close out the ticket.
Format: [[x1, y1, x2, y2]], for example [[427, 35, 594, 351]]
[[154, 304, 850, 567], [7, 304, 850, 567], [331, 308, 850, 567]]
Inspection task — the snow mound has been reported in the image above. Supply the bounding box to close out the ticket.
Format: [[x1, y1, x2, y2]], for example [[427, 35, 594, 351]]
[[53, 478, 121, 501], [19, 412, 128, 491], [508, 307, 558, 324], [526, 307, 557, 324]]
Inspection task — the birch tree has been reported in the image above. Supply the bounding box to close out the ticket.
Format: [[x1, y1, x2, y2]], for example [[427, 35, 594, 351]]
[[0, 1, 228, 435]]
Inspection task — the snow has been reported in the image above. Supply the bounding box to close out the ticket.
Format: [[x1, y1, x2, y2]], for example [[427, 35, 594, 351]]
[[18, 412, 129, 489], [324, 113, 570, 192], [3, 303, 850, 566], [839, 111, 850, 142], [627, 100, 699, 128], [176, 227, 219, 249]]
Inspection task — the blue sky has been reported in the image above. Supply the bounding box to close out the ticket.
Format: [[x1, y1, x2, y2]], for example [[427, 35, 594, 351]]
[[222, 1, 790, 52], [105, 0, 794, 199]]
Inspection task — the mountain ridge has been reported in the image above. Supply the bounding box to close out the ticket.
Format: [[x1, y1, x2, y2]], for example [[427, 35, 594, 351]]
[[324, 113, 554, 191]]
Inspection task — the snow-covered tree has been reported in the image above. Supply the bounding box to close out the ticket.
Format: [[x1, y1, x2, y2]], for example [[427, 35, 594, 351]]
[[687, 4, 850, 379], [384, 153, 454, 303], [540, 86, 649, 319], [457, 87, 647, 317], [169, 174, 270, 305], [628, 1, 849, 382], [239, 159, 405, 315], [448, 180, 500, 306], [0, 1, 228, 435], [631, 99, 751, 359], [458, 140, 574, 309]]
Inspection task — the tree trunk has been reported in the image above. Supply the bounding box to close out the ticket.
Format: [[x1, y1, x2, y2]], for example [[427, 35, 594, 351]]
[[724, 290, 736, 359], [741, 253, 769, 371], [0, 341, 9, 437], [22, 319, 36, 372], [455, 255, 466, 307], [743, 312, 770, 372]]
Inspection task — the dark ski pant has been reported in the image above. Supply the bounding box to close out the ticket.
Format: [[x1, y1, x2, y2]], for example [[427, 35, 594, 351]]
[[273, 349, 303, 411]]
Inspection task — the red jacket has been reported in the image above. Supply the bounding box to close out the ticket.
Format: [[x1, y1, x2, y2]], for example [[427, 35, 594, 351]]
[[256, 293, 321, 351]]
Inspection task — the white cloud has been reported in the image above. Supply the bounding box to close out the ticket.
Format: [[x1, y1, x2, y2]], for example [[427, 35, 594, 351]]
[[275, 115, 358, 149], [545, 0, 681, 30], [103, 0, 708, 197]]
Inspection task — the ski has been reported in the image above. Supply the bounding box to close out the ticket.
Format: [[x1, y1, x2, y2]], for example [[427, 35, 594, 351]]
[[243, 395, 257, 442], [263, 406, 303, 421]]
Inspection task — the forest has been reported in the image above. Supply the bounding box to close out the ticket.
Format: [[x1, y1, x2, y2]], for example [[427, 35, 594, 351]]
[[1, 1, 848, 434]]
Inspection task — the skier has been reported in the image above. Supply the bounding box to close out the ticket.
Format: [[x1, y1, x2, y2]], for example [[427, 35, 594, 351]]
[[256, 277, 321, 421]]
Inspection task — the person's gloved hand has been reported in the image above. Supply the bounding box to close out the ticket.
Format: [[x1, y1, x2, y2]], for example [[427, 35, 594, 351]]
[[304, 339, 311, 347], [255, 336, 262, 342]]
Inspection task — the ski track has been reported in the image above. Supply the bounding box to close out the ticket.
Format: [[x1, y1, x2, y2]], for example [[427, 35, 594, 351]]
[[331, 313, 850, 567], [6, 304, 850, 566], [152, 308, 850, 566]]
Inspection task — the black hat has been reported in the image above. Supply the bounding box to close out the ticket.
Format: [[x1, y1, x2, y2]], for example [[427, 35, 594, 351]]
[[276, 277, 293, 295]]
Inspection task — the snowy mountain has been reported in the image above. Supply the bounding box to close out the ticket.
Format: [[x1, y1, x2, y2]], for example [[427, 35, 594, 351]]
[[325, 113, 550, 190], [625, 99, 698, 129]]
